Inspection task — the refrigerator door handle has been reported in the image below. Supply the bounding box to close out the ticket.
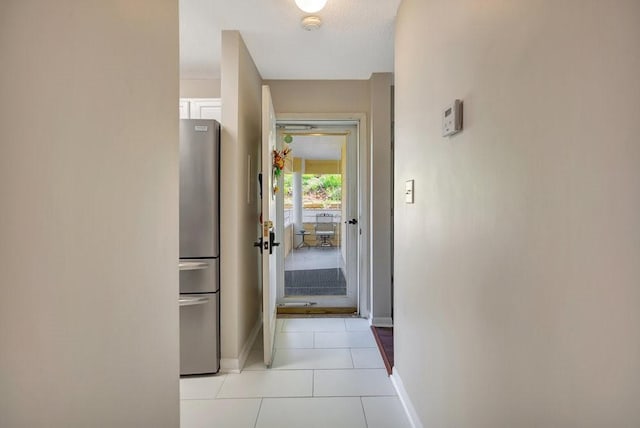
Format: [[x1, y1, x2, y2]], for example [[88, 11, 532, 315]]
[[179, 261, 210, 271], [179, 296, 210, 307]]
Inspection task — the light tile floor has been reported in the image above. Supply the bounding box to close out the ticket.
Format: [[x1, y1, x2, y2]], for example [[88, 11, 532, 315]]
[[284, 247, 344, 271], [180, 317, 411, 428]]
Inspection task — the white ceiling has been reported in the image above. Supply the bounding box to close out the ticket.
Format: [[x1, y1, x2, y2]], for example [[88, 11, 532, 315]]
[[179, 0, 402, 80]]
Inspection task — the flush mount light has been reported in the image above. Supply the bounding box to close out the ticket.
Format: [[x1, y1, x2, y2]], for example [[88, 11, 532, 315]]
[[301, 16, 322, 31], [295, 0, 328, 13]]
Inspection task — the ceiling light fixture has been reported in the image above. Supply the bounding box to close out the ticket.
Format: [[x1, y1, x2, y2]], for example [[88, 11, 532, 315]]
[[301, 16, 322, 31], [294, 0, 328, 13]]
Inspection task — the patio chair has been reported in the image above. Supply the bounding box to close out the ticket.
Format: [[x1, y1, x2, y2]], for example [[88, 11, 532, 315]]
[[314, 213, 335, 247]]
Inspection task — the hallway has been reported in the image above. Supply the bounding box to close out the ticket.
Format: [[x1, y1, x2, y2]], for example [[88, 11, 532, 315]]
[[180, 317, 410, 427]]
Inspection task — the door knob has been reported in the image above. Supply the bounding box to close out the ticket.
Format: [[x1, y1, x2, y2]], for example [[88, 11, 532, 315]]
[[346, 218, 358, 225]]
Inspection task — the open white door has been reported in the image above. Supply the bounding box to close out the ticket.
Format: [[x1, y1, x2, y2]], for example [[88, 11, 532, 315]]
[[274, 122, 359, 309], [262, 85, 278, 366]]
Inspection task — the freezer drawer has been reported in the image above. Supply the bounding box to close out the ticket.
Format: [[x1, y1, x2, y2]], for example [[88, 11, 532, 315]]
[[180, 293, 220, 375], [179, 258, 219, 294]]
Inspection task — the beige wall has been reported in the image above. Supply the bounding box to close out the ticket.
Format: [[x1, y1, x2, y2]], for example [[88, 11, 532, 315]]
[[394, 1, 640, 427], [284, 224, 294, 258], [0, 1, 179, 427], [369, 73, 393, 326], [180, 78, 221, 98], [220, 31, 262, 369], [265, 80, 370, 114], [303, 159, 342, 175]]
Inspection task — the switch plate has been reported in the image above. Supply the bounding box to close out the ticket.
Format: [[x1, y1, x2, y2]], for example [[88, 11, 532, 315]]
[[442, 99, 463, 137], [405, 180, 414, 204]]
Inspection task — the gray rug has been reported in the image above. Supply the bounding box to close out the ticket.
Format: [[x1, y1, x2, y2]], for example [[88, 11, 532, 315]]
[[285, 268, 347, 296]]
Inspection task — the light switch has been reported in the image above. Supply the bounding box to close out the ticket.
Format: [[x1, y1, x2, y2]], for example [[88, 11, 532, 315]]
[[405, 180, 414, 204]]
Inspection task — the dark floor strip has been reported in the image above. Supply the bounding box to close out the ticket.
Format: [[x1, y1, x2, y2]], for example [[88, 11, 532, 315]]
[[371, 326, 394, 376]]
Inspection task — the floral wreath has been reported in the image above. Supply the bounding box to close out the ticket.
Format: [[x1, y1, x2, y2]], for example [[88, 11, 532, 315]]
[[272, 134, 292, 194]]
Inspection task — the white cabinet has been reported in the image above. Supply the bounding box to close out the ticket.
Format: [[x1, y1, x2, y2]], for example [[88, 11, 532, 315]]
[[190, 99, 222, 121], [179, 98, 222, 122], [179, 100, 190, 119]]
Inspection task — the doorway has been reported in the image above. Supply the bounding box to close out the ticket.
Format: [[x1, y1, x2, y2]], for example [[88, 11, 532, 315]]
[[274, 121, 360, 313]]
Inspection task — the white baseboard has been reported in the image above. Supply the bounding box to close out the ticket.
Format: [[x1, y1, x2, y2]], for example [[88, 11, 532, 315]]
[[240, 317, 263, 369], [220, 317, 262, 374], [391, 367, 423, 428], [371, 316, 393, 327]]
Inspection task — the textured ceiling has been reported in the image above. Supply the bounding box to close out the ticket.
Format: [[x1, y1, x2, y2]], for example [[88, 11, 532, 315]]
[[179, 0, 402, 80]]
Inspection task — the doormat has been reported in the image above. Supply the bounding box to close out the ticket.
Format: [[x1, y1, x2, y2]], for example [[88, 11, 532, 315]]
[[284, 268, 346, 296], [371, 326, 394, 375]]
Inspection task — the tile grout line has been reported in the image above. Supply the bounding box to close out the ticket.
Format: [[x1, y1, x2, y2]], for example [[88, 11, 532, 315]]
[[360, 396, 370, 428], [276, 347, 377, 350], [214, 373, 230, 400], [253, 398, 264, 428]]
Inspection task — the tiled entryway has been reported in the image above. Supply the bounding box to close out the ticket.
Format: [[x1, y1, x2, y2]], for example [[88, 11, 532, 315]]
[[180, 317, 411, 428], [284, 247, 344, 271]]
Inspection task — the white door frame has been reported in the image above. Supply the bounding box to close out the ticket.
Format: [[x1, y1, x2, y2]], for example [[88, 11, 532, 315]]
[[275, 113, 369, 317], [261, 86, 278, 367]]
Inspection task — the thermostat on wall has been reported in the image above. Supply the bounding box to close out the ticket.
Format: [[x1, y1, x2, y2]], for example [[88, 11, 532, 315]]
[[442, 99, 463, 137]]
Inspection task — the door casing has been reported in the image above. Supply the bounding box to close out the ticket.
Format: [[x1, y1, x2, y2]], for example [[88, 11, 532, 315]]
[[273, 113, 370, 317]]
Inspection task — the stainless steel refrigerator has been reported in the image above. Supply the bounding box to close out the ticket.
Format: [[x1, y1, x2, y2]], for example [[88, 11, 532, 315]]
[[179, 119, 220, 375]]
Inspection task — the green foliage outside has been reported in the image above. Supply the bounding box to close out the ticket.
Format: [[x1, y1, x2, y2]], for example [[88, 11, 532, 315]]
[[283, 174, 342, 206]]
